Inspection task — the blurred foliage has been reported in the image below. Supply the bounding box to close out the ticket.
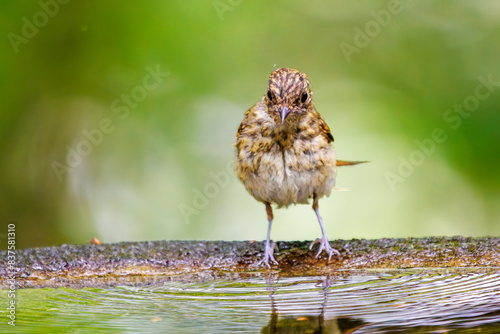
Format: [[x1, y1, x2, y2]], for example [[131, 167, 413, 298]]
[[0, 0, 499, 249]]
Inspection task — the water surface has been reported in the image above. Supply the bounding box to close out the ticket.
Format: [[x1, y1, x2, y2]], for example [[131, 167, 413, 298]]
[[3, 269, 500, 333]]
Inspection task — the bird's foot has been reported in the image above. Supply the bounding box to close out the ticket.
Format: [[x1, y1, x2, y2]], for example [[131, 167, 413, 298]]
[[309, 237, 340, 261], [260, 242, 278, 268]]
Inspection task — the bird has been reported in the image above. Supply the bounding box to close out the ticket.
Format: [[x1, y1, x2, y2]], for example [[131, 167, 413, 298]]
[[234, 68, 365, 267]]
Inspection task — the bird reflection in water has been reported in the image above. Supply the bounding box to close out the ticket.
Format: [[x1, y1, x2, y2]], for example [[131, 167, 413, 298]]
[[261, 274, 365, 334]]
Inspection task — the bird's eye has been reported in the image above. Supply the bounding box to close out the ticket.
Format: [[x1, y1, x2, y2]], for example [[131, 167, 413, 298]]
[[301, 92, 308, 103], [267, 90, 273, 100]]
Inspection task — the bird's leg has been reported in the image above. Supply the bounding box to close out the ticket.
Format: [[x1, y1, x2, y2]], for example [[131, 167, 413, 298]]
[[309, 195, 340, 260], [261, 202, 278, 267]]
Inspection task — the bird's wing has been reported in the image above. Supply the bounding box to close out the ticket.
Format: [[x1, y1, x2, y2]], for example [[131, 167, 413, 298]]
[[318, 115, 334, 143], [316, 112, 367, 166], [236, 121, 246, 138]]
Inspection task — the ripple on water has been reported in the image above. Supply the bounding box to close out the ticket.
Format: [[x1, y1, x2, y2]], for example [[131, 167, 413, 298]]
[[5, 269, 500, 333]]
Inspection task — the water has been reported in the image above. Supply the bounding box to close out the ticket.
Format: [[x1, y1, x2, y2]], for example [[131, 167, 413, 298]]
[[2, 269, 500, 333]]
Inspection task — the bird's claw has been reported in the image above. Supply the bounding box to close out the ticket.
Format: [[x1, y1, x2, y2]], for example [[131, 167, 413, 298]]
[[309, 237, 340, 261], [260, 242, 278, 268]]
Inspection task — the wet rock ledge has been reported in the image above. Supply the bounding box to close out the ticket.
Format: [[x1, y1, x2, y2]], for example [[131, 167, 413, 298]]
[[1, 237, 499, 289]]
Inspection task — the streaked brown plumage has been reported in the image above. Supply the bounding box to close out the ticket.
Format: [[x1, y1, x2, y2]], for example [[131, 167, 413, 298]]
[[235, 68, 364, 266]]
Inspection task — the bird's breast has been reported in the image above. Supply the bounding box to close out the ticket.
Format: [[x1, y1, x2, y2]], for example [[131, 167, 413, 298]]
[[236, 134, 336, 207]]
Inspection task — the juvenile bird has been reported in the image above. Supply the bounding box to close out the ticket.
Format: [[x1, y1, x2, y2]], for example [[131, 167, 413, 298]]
[[235, 68, 364, 267]]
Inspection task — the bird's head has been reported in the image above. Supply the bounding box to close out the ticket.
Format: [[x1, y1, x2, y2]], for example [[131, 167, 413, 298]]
[[264, 68, 312, 125]]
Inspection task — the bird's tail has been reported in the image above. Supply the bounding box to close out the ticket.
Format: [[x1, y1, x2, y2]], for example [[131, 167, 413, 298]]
[[336, 160, 368, 167]]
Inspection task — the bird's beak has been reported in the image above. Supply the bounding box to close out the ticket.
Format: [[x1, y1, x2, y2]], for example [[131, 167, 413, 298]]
[[280, 105, 290, 123]]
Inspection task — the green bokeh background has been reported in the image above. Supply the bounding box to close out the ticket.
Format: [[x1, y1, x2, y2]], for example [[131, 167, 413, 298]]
[[1, 0, 499, 250]]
